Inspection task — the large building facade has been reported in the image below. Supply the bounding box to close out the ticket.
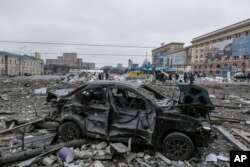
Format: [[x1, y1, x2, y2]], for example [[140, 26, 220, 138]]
[[46, 53, 84, 68], [45, 53, 95, 74], [0, 51, 44, 76], [152, 42, 184, 65], [163, 47, 191, 72], [191, 19, 250, 74]]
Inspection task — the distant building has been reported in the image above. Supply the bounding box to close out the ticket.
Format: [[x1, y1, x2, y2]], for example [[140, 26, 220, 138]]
[[152, 42, 184, 65], [190, 19, 250, 74], [46, 53, 83, 68], [117, 63, 123, 68], [142, 58, 150, 67], [45, 52, 95, 74], [82, 62, 95, 70], [0, 51, 44, 76], [163, 47, 191, 72]]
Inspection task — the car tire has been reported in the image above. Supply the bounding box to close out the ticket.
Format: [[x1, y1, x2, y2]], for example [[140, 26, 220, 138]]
[[163, 132, 194, 160], [59, 121, 83, 142]]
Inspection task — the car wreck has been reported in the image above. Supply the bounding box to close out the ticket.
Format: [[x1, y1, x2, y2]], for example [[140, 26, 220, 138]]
[[47, 81, 215, 160]]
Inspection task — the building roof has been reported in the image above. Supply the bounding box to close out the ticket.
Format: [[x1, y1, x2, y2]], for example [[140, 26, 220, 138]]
[[165, 46, 190, 55], [192, 19, 250, 43], [0, 51, 44, 62], [152, 42, 185, 52]]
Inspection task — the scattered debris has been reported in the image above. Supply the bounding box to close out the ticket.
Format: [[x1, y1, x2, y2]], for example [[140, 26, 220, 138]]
[[214, 126, 249, 151], [110, 143, 129, 154], [205, 153, 217, 162], [34, 87, 47, 95], [0, 76, 249, 167]]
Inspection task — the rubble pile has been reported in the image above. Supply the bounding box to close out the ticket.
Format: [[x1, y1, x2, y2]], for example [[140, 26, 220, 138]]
[[0, 75, 250, 167]]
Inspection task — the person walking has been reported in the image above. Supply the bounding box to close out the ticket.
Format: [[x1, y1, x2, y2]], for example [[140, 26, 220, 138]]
[[189, 73, 194, 85], [169, 73, 172, 81], [184, 73, 187, 83], [98, 73, 102, 80]]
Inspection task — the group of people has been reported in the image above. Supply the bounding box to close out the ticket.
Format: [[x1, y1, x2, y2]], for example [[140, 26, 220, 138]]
[[155, 72, 197, 85], [98, 73, 109, 80]]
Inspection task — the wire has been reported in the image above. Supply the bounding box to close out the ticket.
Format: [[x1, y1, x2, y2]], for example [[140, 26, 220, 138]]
[[19, 52, 148, 57], [0, 40, 156, 49]]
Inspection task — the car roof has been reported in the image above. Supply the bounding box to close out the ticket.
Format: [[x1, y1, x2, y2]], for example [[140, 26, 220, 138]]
[[85, 80, 140, 88]]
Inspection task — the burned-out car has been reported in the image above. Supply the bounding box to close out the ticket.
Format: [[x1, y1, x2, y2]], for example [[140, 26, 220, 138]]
[[47, 81, 215, 160]]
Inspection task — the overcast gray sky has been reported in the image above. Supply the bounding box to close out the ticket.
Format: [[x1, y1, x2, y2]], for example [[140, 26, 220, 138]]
[[0, 0, 249, 67]]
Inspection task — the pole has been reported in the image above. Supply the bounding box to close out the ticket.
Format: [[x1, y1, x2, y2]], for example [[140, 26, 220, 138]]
[[18, 45, 26, 76]]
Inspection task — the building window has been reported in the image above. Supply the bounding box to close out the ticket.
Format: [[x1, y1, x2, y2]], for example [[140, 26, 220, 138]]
[[217, 64, 220, 68], [15, 60, 16, 64], [210, 64, 213, 68], [9, 59, 11, 64], [245, 31, 248, 36]]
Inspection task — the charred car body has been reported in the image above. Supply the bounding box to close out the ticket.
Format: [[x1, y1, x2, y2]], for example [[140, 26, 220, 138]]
[[47, 81, 215, 160]]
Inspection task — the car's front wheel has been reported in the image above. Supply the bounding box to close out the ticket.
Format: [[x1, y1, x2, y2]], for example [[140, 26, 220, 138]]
[[59, 121, 83, 142], [163, 132, 194, 160]]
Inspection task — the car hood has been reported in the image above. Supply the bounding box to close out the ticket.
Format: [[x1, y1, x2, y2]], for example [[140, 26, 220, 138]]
[[46, 88, 75, 102], [142, 84, 214, 117]]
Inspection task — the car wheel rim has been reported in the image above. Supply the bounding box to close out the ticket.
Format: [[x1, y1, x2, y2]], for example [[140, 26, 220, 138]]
[[167, 139, 188, 158], [64, 127, 78, 140]]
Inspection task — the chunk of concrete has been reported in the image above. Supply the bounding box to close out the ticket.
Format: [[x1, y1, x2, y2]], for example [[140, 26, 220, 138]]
[[78, 150, 96, 159], [118, 162, 128, 167], [81, 144, 87, 150], [110, 143, 128, 153], [34, 87, 47, 95], [95, 142, 108, 150], [38, 129, 48, 134], [137, 152, 144, 158], [49, 155, 58, 161], [43, 157, 55, 166], [205, 153, 217, 162], [144, 155, 151, 161], [91, 160, 105, 167], [155, 152, 172, 165], [124, 152, 137, 163]]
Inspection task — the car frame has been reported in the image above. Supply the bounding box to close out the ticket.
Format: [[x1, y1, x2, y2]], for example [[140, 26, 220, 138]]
[[47, 81, 215, 160]]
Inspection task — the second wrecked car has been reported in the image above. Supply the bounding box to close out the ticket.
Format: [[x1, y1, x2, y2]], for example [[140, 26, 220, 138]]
[[47, 81, 215, 160]]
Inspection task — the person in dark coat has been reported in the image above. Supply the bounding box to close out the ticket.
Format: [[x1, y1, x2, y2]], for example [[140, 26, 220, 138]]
[[175, 73, 179, 81], [189, 73, 194, 85], [184, 73, 187, 82], [169, 73, 172, 81], [105, 73, 109, 80], [98, 73, 102, 80]]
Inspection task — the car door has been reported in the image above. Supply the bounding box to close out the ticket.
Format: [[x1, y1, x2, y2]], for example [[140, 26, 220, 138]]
[[108, 86, 156, 144], [75, 85, 110, 137]]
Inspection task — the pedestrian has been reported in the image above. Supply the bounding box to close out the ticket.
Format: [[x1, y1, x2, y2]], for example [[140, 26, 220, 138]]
[[160, 72, 164, 82], [169, 73, 172, 81], [184, 73, 187, 82], [189, 73, 194, 85], [105, 73, 109, 80], [98, 73, 102, 80], [175, 73, 179, 81]]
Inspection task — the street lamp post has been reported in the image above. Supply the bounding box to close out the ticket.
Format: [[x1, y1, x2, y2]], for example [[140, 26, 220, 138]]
[[19, 46, 26, 76]]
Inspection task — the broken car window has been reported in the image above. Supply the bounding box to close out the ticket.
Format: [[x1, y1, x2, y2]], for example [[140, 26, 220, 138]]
[[82, 87, 106, 105], [111, 88, 129, 108]]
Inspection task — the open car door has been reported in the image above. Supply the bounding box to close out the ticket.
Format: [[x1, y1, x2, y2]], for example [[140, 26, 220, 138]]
[[108, 85, 156, 144]]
